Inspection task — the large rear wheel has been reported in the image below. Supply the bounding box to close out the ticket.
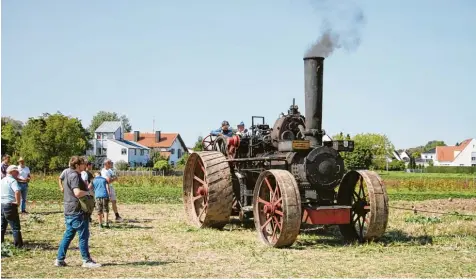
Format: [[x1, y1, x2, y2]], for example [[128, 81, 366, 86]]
[[183, 151, 233, 229], [337, 170, 389, 242], [252, 170, 301, 248]]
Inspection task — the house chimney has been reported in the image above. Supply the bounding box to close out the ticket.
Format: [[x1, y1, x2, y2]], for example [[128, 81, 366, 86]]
[[155, 131, 161, 143], [134, 131, 140, 142]]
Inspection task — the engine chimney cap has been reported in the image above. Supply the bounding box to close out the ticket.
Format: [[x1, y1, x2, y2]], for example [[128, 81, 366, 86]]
[[303, 56, 325, 61]]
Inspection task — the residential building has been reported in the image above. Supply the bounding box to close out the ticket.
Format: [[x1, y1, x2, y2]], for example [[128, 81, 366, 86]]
[[85, 121, 150, 167], [434, 138, 476, 166], [124, 131, 188, 166]]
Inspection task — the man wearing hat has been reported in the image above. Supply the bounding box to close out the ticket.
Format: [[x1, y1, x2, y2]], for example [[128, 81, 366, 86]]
[[17, 157, 31, 214], [236, 121, 248, 136], [210, 120, 233, 138], [1, 165, 24, 248]]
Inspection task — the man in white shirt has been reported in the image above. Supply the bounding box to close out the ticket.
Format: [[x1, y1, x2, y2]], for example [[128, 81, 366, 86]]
[[101, 159, 123, 222], [17, 157, 31, 214], [1, 165, 23, 247]]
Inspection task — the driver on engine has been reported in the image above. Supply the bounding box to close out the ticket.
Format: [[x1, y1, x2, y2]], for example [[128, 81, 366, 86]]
[[210, 120, 233, 137], [235, 121, 248, 136]]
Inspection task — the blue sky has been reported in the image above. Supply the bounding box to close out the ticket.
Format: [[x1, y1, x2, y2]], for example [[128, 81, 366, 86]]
[[2, 0, 475, 149]]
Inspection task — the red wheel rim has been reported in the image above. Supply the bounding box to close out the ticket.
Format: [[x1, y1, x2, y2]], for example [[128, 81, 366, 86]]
[[256, 175, 284, 245], [192, 157, 208, 223], [202, 135, 214, 151]]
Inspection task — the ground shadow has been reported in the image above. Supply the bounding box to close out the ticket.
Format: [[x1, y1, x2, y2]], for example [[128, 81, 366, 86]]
[[122, 218, 154, 224], [107, 223, 153, 230], [293, 228, 433, 249], [21, 240, 58, 251], [101, 260, 181, 267], [380, 229, 433, 245]]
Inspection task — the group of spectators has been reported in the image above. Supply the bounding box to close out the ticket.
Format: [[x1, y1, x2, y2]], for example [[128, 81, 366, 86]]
[[1, 154, 123, 268]]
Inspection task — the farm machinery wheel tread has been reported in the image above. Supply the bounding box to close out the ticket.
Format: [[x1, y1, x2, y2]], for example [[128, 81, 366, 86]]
[[253, 169, 302, 248], [183, 151, 233, 229], [337, 170, 389, 242]]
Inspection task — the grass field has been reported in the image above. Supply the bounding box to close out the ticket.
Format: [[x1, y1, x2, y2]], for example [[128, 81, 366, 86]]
[[1, 199, 476, 277], [2, 173, 476, 277]]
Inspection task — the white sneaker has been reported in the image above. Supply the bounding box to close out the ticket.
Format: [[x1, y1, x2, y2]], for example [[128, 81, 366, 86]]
[[82, 259, 101, 268]]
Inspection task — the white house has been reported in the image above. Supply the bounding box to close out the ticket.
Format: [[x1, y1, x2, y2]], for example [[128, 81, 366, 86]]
[[434, 138, 476, 166], [124, 130, 188, 167], [86, 121, 150, 167]]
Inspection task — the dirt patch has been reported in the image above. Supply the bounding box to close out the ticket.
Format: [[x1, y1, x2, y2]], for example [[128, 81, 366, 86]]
[[394, 198, 476, 213]]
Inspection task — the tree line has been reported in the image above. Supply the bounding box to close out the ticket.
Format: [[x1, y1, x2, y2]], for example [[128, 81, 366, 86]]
[[1, 111, 132, 173]]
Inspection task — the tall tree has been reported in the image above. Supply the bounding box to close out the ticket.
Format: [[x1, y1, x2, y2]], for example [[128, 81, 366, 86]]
[[1, 122, 21, 156], [193, 136, 204, 151], [88, 111, 132, 137], [1, 117, 23, 132], [18, 113, 89, 172], [423, 140, 446, 152]]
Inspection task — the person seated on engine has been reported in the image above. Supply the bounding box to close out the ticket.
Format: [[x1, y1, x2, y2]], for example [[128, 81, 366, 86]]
[[210, 120, 233, 137], [235, 121, 248, 136]]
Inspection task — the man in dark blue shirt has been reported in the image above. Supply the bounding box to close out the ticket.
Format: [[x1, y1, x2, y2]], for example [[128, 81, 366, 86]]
[[210, 120, 233, 137], [91, 172, 111, 228]]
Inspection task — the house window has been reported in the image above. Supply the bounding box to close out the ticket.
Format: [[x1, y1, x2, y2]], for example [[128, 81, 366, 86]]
[[178, 149, 182, 159], [121, 148, 127, 155], [170, 161, 175, 167], [132, 149, 136, 155], [425, 155, 427, 158], [170, 148, 175, 154], [96, 148, 101, 155], [97, 133, 101, 139], [102, 148, 107, 154], [472, 157, 476, 161], [107, 133, 113, 139], [141, 150, 144, 155]]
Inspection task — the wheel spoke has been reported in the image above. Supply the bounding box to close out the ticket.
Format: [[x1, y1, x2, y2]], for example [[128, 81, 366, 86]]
[[264, 177, 273, 196], [274, 210, 283, 216], [192, 195, 203, 202], [261, 216, 273, 231], [193, 175, 206, 186], [273, 216, 282, 231], [273, 197, 282, 207], [257, 197, 271, 207], [198, 204, 208, 221]]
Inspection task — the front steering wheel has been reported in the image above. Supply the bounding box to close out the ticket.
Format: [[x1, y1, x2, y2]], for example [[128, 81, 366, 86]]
[[202, 134, 215, 151]]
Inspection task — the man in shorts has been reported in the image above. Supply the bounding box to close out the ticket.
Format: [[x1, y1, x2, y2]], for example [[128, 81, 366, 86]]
[[101, 159, 123, 222], [91, 172, 110, 228]]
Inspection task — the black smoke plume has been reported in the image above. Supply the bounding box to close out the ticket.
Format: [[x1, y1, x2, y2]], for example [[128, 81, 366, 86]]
[[305, 0, 366, 57]]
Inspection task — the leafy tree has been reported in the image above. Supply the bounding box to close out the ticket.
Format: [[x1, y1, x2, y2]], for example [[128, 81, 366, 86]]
[[177, 152, 190, 166], [154, 160, 171, 171], [1, 117, 23, 132], [88, 111, 132, 137], [115, 160, 129, 170], [341, 144, 373, 170], [1, 123, 21, 156], [455, 142, 460, 146], [352, 133, 394, 170], [423, 140, 446, 152], [18, 113, 89, 172], [150, 150, 168, 164], [193, 136, 204, 151], [411, 151, 421, 159], [388, 159, 406, 171]]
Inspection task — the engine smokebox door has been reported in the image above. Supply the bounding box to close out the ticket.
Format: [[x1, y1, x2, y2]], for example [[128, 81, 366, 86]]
[[305, 146, 345, 189]]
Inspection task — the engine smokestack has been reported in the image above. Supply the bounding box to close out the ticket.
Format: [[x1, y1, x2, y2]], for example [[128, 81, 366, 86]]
[[303, 56, 324, 147]]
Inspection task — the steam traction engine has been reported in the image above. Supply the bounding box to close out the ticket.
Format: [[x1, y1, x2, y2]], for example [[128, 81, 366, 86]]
[[183, 56, 389, 248]]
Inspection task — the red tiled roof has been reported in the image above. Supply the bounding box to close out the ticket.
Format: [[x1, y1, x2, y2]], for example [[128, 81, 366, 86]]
[[124, 132, 178, 148], [436, 139, 472, 162]]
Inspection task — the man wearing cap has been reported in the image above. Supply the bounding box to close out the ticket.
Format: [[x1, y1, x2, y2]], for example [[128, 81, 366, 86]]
[[210, 120, 233, 138], [236, 121, 248, 136], [1, 165, 24, 248], [17, 157, 31, 214]]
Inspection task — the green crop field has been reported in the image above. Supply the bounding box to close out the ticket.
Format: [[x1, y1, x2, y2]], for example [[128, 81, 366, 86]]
[[2, 173, 476, 277]]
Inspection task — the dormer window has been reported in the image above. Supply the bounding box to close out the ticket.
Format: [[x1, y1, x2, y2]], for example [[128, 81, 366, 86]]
[[97, 133, 102, 139]]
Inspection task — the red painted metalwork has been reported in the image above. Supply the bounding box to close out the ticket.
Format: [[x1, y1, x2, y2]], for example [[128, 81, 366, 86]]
[[227, 135, 241, 159], [302, 206, 351, 225]]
